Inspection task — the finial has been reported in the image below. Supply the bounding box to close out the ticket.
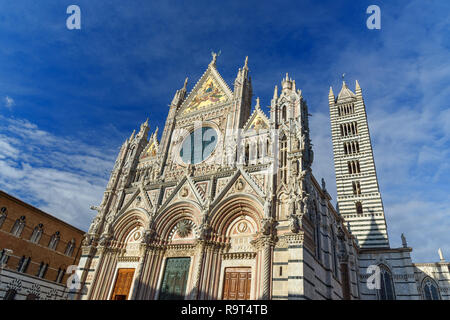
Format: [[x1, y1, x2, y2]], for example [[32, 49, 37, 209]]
[[273, 85, 278, 99], [285, 73, 289, 81], [401, 233, 407, 248], [329, 86, 334, 96], [438, 248, 445, 262], [355, 79, 361, 92], [255, 97, 260, 108], [210, 50, 221, 65], [341, 73, 348, 87], [292, 80, 296, 91], [321, 178, 326, 191], [244, 56, 248, 69], [183, 77, 188, 90]]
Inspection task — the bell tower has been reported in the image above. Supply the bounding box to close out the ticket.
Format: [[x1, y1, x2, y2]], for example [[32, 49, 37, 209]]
[[329, 80, 389, 248]]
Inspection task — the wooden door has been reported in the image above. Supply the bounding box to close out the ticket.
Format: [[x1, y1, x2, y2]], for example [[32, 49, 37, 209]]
[[223, 267, 251, 300], [111, 268, 135, 300]]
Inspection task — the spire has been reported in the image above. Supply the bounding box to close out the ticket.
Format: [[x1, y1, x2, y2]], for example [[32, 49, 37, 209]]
[[183, 77, 188, 90], [438, 248, 445, 262], [273, 85, 278, 100], [255, 97, 261, 109], [244, 56, 248, 70], [355, 79, 362, 96]]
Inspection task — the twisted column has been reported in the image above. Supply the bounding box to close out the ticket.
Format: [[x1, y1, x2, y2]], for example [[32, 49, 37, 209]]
[[262, 241, 271, 300]]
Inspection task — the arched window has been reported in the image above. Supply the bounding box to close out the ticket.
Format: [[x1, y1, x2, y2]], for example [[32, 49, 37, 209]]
[[30, 224, 44, 244], [0, 249, 10, 266], [377, 265, 395, 300], [36, 262, 49, 278], [0, 207, 7, 228], [355, 202, 363, 214], [56, 267, 66, 283], [422, 278, 441, 300], [315, 206, 321, 263], [280, 136, 288, 184], [65, 239, 76, 256], [3, 289, 16, 300], [10, 216, 26, 237], [48, 231, 60, 250], [330, 227, 338, 277], [282, 105, 287, 121], [17, 256, 31, 273], [26, 294, 38, 300]]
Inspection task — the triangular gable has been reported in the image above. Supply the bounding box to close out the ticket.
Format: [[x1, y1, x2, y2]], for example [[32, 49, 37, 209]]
[[140, 127, 159, 160], [337, 81, 356, 102], [212, 167, 264, 207], [243, 100, 270, 132], [158, 176, 205, 213], [178, 64, 233, 115]]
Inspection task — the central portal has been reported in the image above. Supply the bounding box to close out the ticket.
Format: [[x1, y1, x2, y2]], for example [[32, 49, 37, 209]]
[[222, 267, 251, 300], [159, 257, 191, 300]]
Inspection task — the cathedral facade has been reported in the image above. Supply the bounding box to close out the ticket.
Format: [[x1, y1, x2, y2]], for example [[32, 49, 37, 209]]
[[76, 55, 449, 300]]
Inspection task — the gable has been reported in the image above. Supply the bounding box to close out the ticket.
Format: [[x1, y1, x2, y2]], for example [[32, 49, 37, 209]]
[[179, 65, 233, 115]]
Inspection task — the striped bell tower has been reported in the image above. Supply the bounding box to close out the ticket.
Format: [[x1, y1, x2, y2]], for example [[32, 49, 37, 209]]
[[329, 80, 389, 248]]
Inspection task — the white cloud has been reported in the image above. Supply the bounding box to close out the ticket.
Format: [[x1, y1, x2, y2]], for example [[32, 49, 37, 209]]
[[4, 96, 14, 108], [0, 115, 116, 231]]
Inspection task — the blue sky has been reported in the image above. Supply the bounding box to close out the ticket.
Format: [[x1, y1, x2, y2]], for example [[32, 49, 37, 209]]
[[0, 1, 448, 262]]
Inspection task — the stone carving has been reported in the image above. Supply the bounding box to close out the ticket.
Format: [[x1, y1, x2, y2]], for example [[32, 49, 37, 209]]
[[288, 214, 300, 233], [176, 220, 192, 238]]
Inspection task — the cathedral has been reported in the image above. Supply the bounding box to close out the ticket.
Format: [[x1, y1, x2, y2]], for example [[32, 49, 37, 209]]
[[76, 55, 449, 300]]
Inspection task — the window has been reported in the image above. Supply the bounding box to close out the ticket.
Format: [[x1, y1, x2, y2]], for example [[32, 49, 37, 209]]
[[48, 231, 60, 250], [347, 160, 361, 174], [377, 265, 396, 300], [315, 210, 322, 263], [10, 216, 26, 237], [56, 267, 66, 283], [0, 207, 7, 228], [422, 278, 441, 300], [17, 256, 31, 273], [65, 239, 76, 256], [280, 136, 288, 184], [26, 294, 38, 300], [340, 122, 358, 137], [0, 249, 10, 266], [343, 141, 360, 155], [36, 262, 48, 278], [3, 289, 16, 300], [282, 105, 287, 121], [30, 224, 44, 244], [352, 181, 361, 195], [355, 202, 363, 214], [330, 228, 338, 277], [338, 103, 355, 117]]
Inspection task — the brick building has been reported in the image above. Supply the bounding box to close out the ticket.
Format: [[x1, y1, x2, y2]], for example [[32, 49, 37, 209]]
[[0, 190, 85, 300]]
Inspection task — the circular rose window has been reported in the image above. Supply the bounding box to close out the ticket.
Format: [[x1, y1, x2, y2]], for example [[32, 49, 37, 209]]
[[179, 127, 218, 164]]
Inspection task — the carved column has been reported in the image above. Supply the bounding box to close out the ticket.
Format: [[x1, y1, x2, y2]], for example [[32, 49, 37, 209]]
[[130, 244, 148, 300], [261, 238, 272, 300], [190, 240, 206, 299]]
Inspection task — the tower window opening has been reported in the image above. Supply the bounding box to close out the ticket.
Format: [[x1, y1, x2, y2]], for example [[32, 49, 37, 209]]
[[355, 202, 363, 214]]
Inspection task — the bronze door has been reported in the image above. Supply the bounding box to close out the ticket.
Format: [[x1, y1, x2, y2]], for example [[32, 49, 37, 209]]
[[223, 267, 251, 300], [110, 268, 135, 300], [159, 257, 191, 300]]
